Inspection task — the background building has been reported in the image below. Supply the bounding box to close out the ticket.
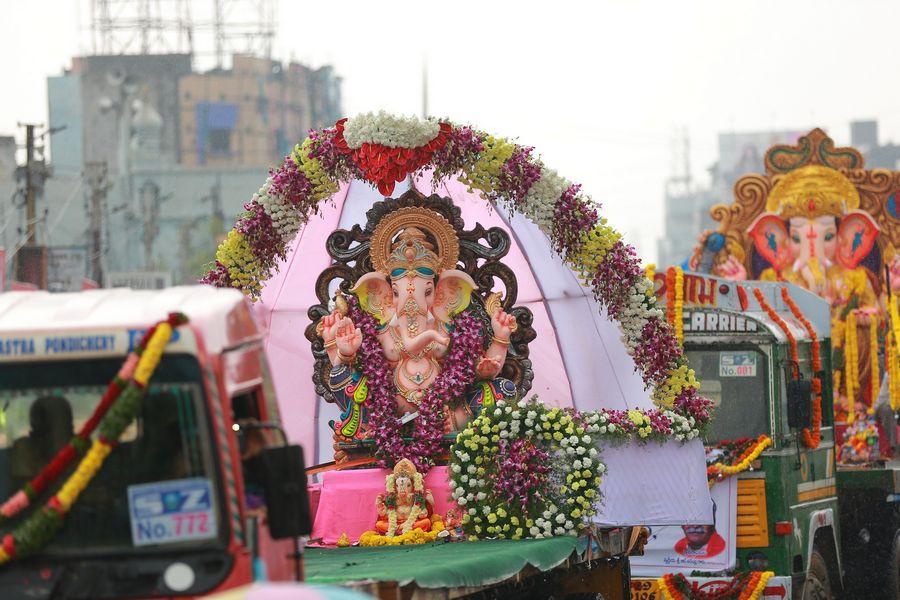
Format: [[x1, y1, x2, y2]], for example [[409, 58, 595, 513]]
[[1, 1, 342, 290]]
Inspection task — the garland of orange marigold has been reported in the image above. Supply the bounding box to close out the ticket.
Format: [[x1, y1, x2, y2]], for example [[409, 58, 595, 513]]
[[674, 267, 685, 346], [780, 287, 822, 449], [845, 311, 859, 424], [707, 434, 772, 485], [753, 288, 798, 378], [666, 267, 677, 330], [659, 571, 774, 600], [665, 266, 685, 346]]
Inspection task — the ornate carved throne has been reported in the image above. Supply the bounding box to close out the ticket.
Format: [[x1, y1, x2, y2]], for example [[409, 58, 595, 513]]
[[304, 188, 536, 465]]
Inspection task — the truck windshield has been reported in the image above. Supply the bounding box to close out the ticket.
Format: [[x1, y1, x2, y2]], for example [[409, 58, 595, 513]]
[[685, 347, 769, 443], [0, 355, 221, 556]]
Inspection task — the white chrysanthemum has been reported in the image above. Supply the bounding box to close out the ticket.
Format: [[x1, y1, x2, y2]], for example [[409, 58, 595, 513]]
[[343, 111, 441, 149]]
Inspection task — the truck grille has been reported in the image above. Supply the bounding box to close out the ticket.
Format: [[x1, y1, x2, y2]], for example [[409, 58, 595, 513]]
[[736, 479, 769, 548]]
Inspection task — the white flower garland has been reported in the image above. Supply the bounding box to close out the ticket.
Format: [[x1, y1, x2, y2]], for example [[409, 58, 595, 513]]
[[255, 182, 305, 242], [450, 399, 605, 540], [518, 165, 570, 235], [342, 111, 442, 149]]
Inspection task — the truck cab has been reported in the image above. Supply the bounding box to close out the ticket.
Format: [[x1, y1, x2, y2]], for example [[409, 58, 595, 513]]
[[651, 273, 841, 599], [0, 286, 305, 599]]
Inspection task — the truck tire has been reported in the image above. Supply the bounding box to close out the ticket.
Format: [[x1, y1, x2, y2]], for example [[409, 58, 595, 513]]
[[889, 531, 900, 600], [802, 549, 834, 600]]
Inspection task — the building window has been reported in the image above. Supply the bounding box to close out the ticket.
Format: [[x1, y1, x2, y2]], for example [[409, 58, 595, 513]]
[[208, 129, 232, 156]]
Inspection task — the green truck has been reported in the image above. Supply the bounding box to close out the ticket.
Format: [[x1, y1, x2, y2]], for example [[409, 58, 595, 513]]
[[633, 273, 900, 600]]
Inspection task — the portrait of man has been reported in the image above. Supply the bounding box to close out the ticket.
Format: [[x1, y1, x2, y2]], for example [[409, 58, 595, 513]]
[[673, 502, 726, 559]]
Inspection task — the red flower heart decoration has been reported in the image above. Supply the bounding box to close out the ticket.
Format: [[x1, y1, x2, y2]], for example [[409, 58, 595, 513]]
[[335, 119, 451, 196]]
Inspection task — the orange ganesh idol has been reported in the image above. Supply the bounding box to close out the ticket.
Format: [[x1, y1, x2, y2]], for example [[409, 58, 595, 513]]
[[375, 459, 435, 536]]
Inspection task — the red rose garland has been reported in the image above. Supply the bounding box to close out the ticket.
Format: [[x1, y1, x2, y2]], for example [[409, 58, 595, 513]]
[[334, 119, 451, 196]]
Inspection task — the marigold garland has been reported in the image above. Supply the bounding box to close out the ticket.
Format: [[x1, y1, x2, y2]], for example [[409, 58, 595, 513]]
[[845, 311, 859, 424], [674, 267, 685, 346], [358, 520, 445, 547], [0, 314, 187, 565], [869, 316, 879, 415], [707, 435, 772, 485], [752, 288, 798, 378], [780, 287, 823, 449], [659, 571, 774, 600]]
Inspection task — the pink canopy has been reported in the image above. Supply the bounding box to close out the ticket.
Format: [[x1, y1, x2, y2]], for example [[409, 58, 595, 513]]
[[255, 176, 712, 526]]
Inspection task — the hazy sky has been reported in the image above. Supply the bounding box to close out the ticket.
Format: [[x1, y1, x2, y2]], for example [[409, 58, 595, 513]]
[[3, 0, 900, 261]]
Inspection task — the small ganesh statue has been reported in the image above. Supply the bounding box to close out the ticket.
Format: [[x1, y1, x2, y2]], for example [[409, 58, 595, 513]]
[[319, 205, 519, 446], [374, 458, 435, 536]]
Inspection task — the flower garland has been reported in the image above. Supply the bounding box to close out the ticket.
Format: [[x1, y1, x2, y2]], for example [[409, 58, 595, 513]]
[[203, 112, 714, 442], [358, 520, 445, 547], [349, 300, 483, 471], [706, 435, 772, 484], [753, 288, 799, 379], [672, 266, 685, 346], [869, 316, 879, 415], [658, 571, 773, 600], [889, 297, 900, 411], [0, 314, 187, 565], [845, 311, 859, 424], [0, 335, 148, 523], [450, 399, 605, 540], [780, 287, 823, 449]]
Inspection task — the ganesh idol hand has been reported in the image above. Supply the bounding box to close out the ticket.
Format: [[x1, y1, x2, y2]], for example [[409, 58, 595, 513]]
[[335, 318, 362, 359], [714, 255, 747, 281], [491, 309, 516, 341], [321, 310, 343, 343], [475, 355, 503, 380]]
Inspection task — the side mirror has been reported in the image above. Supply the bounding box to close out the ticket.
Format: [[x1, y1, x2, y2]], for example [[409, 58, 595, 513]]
[[260, 444, 312, 539], [787, 377, 812, 430]]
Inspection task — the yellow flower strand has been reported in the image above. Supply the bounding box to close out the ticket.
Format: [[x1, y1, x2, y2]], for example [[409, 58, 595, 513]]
[[890, 297, 900, 410], [674, 266, 684, 346], [458, 135, 516, 196], [565, 221, 621, 284], [845, 311, 859, 424], [869, 316, 879, 415], [292, 138, 339, 202], [215, 230, 264, 299]]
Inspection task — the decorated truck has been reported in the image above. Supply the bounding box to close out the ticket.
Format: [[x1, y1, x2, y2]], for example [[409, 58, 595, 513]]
[[0, 286, 311, 598], [634, 271, 900, 600], [199, 112, 717, 598]]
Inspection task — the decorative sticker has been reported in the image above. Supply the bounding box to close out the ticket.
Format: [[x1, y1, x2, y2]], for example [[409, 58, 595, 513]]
[[128, 478, 217, 547], [719, 352, 757, 377]]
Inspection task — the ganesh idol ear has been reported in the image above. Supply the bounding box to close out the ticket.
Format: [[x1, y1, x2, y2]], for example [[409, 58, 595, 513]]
[[836, 210, 880, 269], [433, 270, 478, 324], [746, 213, 792, 272], [349, 272, 394, 326]]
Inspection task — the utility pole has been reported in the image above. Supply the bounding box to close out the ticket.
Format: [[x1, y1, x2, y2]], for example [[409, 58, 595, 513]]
[[23, 124, 36, 245], [14, 122, 51, 288], [85, 162, 109, 284]]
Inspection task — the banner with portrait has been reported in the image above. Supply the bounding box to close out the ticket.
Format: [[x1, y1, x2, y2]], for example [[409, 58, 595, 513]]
[[630, 476, 737, 576]]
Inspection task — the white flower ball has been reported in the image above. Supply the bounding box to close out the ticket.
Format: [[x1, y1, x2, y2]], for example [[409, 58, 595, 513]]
[[458, 497, 468, 505]]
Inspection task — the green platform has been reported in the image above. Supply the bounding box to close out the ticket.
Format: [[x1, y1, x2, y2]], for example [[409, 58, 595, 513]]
[[304, 537, 587, 589]]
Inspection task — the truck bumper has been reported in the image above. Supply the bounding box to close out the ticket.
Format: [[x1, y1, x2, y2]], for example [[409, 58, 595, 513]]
[[630, 575, 791, 600]]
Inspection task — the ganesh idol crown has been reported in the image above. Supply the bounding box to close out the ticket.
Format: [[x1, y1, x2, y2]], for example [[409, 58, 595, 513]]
[[307, 192, 535, 468]]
